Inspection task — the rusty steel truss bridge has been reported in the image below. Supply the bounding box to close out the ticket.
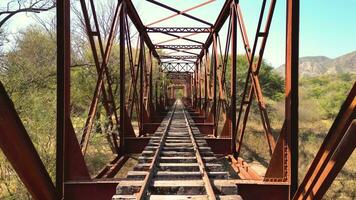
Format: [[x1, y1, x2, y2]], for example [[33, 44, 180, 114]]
[[0, 0, 355, 200]]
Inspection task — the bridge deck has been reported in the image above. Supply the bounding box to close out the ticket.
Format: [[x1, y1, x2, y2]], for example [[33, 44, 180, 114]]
[[113, 100, 242, 199]]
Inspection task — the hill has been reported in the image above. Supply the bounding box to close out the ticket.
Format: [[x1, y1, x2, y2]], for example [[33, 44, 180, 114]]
[[276, 51, 356, 77]]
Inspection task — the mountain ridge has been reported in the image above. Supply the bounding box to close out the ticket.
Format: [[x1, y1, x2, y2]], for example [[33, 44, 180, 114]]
[[275, 51, 356, 77]]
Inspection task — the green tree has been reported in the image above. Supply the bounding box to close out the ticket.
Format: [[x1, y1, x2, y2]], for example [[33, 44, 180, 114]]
[[224, 55, 284, 102], [1, 27, 56, 199]]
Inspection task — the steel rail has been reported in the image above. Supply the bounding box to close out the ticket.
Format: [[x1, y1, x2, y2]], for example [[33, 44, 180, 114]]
[[136, 102, 177, 199], [183, 106, 217, 200]]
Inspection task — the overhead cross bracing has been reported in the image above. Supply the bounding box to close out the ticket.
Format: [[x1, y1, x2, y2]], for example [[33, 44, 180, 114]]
[[142, 0, 222, 68], [161, 62, 196, 73]]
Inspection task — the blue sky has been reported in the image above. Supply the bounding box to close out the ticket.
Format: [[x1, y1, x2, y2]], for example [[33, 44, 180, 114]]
[[133, 0, 356, 67], [2, 0, 356, 67]]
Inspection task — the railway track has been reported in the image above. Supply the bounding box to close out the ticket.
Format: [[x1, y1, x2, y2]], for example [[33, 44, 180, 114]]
[[113, 100, 242, 200]]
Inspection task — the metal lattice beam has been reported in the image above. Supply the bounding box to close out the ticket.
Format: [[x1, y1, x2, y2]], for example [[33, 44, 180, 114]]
[[147, 27, 212, 33], [161, 55, 198, 60], [155, 45, 203, 49], [161, 62, 195, 72]]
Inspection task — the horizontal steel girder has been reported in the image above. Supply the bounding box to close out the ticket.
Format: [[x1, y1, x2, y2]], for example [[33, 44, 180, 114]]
[[155, 45, 203, 49], [147, 27, 212, 33], [166, 72, 193, 80], [161, 62, 195, 72], [161, 55, 198, 59]]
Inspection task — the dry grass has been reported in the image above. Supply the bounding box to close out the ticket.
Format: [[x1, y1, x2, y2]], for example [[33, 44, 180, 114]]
[[237, 104, 355, 199]]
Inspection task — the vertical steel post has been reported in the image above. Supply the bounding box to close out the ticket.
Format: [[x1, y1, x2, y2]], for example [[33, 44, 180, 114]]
[[212, 34, 218, 137], [149, 51, 153, 114], [199, 59, 202, 109], [56, 0, 70, 198], [139, 35, 144, 134], [231, 1, 237, 156], [155, 81, 158, 109], [286, 0, 299, 197], [194, 66, 197, 107], [119, 2, 126, 156], [204, 50, 208, 114]]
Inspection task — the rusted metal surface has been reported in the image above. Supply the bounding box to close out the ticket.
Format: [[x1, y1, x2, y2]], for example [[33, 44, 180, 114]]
[[64, 180, 120, 200], [228, 156, 262, 181], [95, 156, 129, 179], [139, 35, 145, 135], [56, 0, 70, 197], [66, 121, 90, 180], [161, 55, 199, 60], [161, 63, 195, 73], [119, 1, 126, 155], [237, 181, 289, 200], [231, 1, 238, 157], [0, 83, 57, 200], [263, 1, 299, 198], [78, 0, 121, 156], [235, 0, 277, 157], [285, 0, 300, 196]]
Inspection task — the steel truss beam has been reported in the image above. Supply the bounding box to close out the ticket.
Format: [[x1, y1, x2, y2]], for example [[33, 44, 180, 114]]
[[78, 0, 121, 156], [56, 0, 71, 197], [166, 72, 193, 81], [235, 0, 277, 158], [155, 45, 203, 49], [161, 55, 198, 59], [197, 0, 231, 61], [125, 1, 160, 60], [147, 27, 212, 33], [161, 62, 195, 72]]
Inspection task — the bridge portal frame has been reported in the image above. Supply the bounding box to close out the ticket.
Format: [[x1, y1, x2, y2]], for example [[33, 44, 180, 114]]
[[6, 0, 349, 199], [55, 0, 300, 199]]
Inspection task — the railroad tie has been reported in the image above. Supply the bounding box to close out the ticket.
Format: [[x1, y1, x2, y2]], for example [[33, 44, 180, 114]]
[[113, 100, 243, 200]]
